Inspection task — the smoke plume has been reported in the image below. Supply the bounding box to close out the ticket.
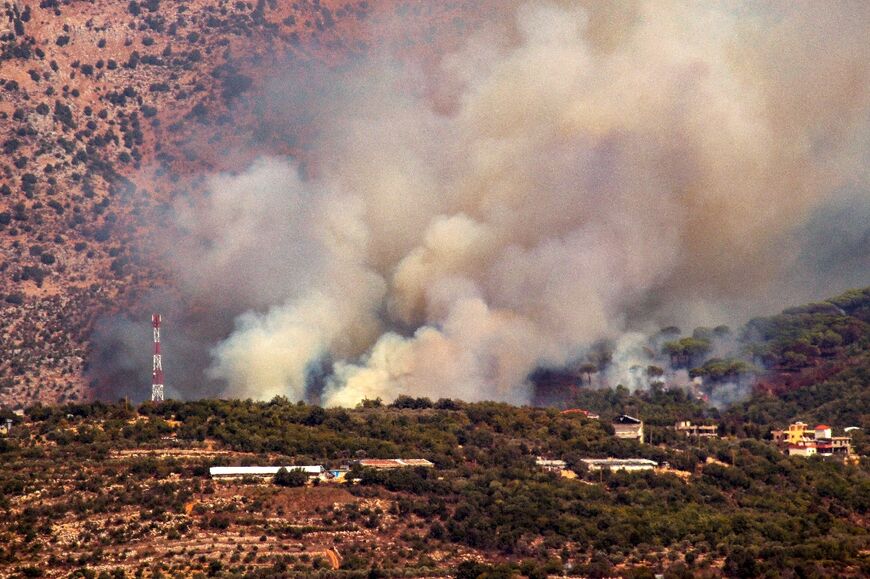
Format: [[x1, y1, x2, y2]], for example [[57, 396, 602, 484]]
[[105, 1, 870, 406]]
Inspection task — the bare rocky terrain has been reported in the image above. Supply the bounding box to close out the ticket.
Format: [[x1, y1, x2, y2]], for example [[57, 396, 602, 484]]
[[0, 0, 485, 409]]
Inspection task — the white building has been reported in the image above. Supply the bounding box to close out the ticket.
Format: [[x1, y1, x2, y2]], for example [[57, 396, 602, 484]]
[[814, 424, 832, 439], [787, 443, 817, 457], [357, 459, 434, 469], [209, 466, 324, 479], [675, 421, 718, 438], [535, 457, 568, 472], [581, 458, 658, 472]]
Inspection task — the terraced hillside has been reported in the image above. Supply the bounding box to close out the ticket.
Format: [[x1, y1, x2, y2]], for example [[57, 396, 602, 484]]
[[1, 397, 868, 577]]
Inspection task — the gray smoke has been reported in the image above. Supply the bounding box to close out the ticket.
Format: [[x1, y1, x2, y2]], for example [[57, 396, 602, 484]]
[[100, 1, 870, 406]]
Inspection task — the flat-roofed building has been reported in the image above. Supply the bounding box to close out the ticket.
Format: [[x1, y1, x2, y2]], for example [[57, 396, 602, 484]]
[[772, 421, 813, 444], [816, 436, 852, 456], [535, 457, 568, 472], [357, 459, 434, 469], [773, 422, 852, 458], [209, 465, 324, 479], [581, 458, 657, 472], [787, 442, 817, 457], [814, 425, 832, 439], [675, 420, 718, 438]]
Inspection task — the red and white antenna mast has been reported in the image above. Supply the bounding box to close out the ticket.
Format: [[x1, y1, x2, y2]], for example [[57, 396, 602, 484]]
[[151, 314, 164, 402]]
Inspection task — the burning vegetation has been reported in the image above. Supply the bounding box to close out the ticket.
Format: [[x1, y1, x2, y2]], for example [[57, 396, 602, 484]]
[[76, 0, 870, 409], [0, 1, 867, 575]]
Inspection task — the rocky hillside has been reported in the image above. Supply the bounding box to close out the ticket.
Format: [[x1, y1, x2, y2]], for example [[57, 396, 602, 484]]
[[0, 0, 484, 409]]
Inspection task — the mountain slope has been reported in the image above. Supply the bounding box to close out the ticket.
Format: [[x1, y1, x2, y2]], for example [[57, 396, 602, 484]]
[[0, 0, 486, 409]]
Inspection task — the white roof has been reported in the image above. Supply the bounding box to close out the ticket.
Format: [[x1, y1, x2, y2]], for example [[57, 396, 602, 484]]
[[535, 457, 567, 466], [209, 465, 324, 476], [357, 459, 434, 467], [581, 458, 658, 466]]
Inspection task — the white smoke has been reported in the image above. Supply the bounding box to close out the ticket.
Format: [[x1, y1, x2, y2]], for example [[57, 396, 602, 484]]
[[165, 1, 869, 406], [603, 333, 655, 391]]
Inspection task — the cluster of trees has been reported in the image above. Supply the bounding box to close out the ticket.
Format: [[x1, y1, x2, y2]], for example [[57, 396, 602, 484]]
[[273, 467, 307, 487], [741, 288, 869, 370], [689, 358, 756, 382], [5, 288, 868, 575], [346, 433, 869, 576], [558, 288, 869, 403], [5, 391, 870, 576], [570, 383, 713, 428], [662, 336, 713, 369], [726, 353, 870, 445]]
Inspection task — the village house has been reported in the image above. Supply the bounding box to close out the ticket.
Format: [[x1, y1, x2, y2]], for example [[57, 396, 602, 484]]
[[772, 421, 814, 444], [327, 468, 350, 482], [675, 420, 718, 438], [773, 422, 852, 458], [787, 441, 817, 457], [535, 457, 568, 473], [612, 414, 644, 442], [813, 424, 831, 438]]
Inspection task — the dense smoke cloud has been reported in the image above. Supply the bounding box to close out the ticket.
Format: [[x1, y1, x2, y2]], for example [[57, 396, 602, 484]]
[[111, 1, 869, 405]]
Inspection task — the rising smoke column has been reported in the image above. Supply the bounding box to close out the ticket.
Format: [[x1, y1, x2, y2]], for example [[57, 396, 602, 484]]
[[165, 1, 869, 406]]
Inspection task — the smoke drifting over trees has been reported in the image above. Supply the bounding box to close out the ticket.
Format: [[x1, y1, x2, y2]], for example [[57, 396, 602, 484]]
[[96, 1, 869, 405]]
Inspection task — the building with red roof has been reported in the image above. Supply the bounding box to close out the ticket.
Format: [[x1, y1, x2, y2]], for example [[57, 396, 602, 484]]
[[774, 422, 851, 458], [814, 425, 832, 438]]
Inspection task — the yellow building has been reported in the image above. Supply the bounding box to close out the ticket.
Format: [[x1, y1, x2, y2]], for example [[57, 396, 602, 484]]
[[772, 421, 813, 444], [773, 421, 853, 458]]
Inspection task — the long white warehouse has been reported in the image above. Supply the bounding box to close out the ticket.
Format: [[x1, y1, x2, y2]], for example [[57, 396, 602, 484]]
[[209, 466, 324, 478], [581, 458, 658, 472]]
